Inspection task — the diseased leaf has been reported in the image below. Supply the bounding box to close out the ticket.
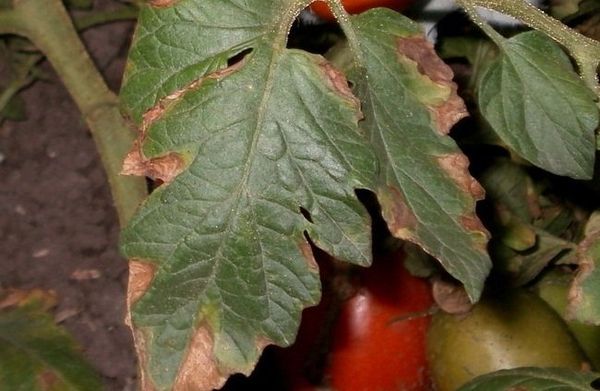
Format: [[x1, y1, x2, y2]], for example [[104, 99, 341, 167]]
[[336, 9, 491, 300], [569, 211, 600, 324], [119, 3, 491, 389], [0, 290, 102, 391], [120, 0, 278, 124], [457, 367, 600, 391], [478, 31, 599, 179], [120, 2, 377, 389]]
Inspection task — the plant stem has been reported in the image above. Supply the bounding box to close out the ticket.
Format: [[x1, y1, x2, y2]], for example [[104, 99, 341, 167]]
[[457, 0, 600, 97], [326, 0, 366, 66], [0, 0, 147, 226], [0, 8, 20, 35], [73, 6, 139, 31], [0, 55, 38, 113]]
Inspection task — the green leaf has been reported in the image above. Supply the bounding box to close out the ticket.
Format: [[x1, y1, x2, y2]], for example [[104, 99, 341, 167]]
[[478, 31, 599, 179], [0, 290, 102, 391], [457, 367, 600, 391], [569, 211, 600, 324], [120, 2, 376, 389], [120, 0, 278, 124], [119, 3, 491, 389], [339, 9, 491, 300]]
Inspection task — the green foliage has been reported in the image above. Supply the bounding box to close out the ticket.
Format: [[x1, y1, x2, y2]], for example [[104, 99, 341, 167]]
[[0, 291, 102, 391], [480, 160, 578, 285], [478, 31, 599, 179], [335, 10, 491, 299], [119, 1, 492, 388], [457, 367, 600, 390]]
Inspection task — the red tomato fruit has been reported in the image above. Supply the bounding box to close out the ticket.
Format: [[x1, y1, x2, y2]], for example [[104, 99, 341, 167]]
[[310, 0, 414, 21], [328, 251, 433, 391]]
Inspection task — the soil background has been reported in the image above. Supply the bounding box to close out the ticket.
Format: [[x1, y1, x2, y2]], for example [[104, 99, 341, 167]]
[[0, 1, 138, 389]]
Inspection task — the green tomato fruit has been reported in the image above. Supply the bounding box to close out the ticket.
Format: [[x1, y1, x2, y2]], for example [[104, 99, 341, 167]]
[[427, 289, 588, 391], [533, 269, 600, 369]]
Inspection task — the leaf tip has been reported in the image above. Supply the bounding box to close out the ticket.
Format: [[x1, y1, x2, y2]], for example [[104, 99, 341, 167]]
[[174, 325, 228, 391]]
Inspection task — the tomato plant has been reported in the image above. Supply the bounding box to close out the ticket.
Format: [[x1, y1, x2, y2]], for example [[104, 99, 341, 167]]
[[2, 0, 600, 390], [310, 0, 414, 20]]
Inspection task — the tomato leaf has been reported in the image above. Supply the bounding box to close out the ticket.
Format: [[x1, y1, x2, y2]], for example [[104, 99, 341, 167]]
[[119, 3, 491, 389], [569, 211, 600, 325], [336, 9, 491, 300], [120, 2, 376, 389], [457, 367, 600, 391], [478, 31, 599, 180], [0, 290, 101, 391]]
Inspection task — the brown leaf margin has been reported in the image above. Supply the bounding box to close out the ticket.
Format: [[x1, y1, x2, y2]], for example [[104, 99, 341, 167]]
[[567, 213, 600, 324], [122, 59, 248, 184], [396, 36, 468, 135]]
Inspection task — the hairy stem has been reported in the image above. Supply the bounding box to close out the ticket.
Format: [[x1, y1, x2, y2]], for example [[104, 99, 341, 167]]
[[0, 0, 147, 226], [457, 0, 600, 97]]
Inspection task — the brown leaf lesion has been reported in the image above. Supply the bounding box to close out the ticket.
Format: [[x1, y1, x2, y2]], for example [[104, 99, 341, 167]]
[[432, 277, 473, 314], [318, 60, 363, 121], [125, 259, 157, 391], [174, 325, 228, 391], [127, 259, 157, 307], [149, 0, 179, 8], [378, 186, 418, 240], [567, 231, 600, 318], [122, 144, 185, 184], [122, 57, 249, 184], [437, 154, 489, 246], [396, 36, 468, 135], [437, 154, 485, 202], [299, 240, 319, 271]]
